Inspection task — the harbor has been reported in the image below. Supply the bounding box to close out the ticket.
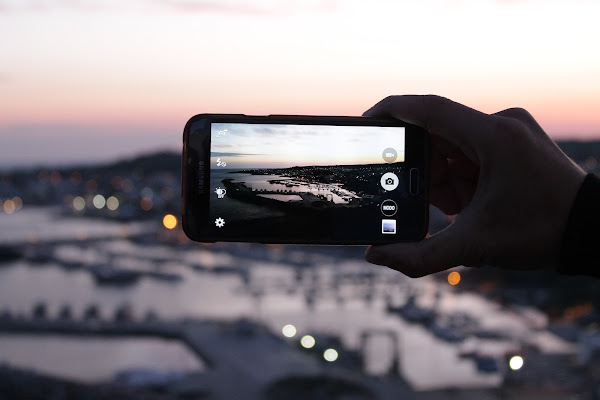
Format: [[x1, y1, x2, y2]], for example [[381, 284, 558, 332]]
[[2, 149, 600, 398], [0, 207, 589, 398]]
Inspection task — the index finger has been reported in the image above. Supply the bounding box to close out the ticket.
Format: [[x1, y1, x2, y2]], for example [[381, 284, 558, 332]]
[[364, 95, 495, 158]]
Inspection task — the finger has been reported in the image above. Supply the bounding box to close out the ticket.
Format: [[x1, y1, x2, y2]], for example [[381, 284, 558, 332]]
[[430, 132, 464, 159], [429, 147, 449, 186], [364, 95, 495, 158], [430, 183, 463, 215], [365, 223, 472, 277], [448, 154, 479, 181]]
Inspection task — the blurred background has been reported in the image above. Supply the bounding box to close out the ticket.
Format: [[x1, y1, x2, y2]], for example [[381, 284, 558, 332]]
[[1, 0, 599, 399]]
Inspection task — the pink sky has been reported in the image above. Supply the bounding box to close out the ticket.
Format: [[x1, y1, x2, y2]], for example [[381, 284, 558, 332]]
[[0, 0, 599, 167]]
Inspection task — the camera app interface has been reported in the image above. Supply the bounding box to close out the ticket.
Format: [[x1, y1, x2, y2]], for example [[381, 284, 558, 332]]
[[209, 123, 407, 241]]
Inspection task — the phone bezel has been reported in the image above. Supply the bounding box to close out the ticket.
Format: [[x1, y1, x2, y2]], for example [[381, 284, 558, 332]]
[[182, 114, 428, 244]]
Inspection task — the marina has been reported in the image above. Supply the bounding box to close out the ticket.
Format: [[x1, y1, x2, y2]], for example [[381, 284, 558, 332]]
[[0, 207, 580, 394]]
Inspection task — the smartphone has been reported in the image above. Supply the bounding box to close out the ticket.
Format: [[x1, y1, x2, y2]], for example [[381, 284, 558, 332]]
[[182, 114, 428, 244]]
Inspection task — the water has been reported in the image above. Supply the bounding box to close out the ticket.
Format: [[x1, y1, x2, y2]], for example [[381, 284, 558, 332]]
[[214, 170, 358, 202], [258, 194, 303, 202], [0, 207, 576, 389], [0, 206, 151, 244], [0, 335, 204, 383], [210, 170, 360, 222]]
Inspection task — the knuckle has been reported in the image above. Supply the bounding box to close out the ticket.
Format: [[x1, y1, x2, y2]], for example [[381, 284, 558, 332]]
[[407, 256, 428, 277], [424, 94, 450, 109], [404, 269, 426, 279], [493, 114, 531, 142], [380, 95, 399, 106], [460, 240, 488, 268], [387, 251, 429, 278], [505, 107, 535, 122]]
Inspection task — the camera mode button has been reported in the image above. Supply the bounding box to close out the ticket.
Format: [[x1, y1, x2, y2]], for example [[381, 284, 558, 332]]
[[381, 199, 398, 217]]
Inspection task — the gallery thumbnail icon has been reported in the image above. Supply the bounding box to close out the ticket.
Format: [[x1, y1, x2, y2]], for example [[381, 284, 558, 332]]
[[381, 219, 397, 234]]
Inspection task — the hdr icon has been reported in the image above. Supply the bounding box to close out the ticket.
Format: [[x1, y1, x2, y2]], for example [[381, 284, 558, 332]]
[[380, 199, 398, 217]]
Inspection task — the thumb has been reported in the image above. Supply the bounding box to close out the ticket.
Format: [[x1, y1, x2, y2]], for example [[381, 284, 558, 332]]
[[365, 224, 472, 277]]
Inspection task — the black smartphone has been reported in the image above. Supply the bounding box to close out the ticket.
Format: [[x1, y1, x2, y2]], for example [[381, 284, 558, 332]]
[[182, 114, 428, 244]]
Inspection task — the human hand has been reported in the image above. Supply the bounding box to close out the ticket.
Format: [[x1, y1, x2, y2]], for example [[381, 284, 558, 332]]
[[364, 95, 586, 277]]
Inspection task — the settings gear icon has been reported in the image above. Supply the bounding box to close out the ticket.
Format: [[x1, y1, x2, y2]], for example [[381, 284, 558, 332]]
[[215, 217, 225, 228]]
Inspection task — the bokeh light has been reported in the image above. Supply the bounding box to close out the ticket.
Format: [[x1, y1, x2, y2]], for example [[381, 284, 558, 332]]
[[323, 348, 338, 362], [106, 196, 119, 211], [72, 196, 85, 211], [70, 171, 82, 186], [300, 335, 315, 349], [50, 171, 62, 185], [509, 355, 524, 370], [140, 197, 153, 211], [448, 271, 461, 286], [3, 199, 15, 214], [12, 197, 23, 211], [141, 187, 153, 198], [92, 194, 106, 209], [282, 324, 297, 338], [162, 214, 178, 230]]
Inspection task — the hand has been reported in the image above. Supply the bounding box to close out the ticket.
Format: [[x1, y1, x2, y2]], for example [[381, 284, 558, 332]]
[[364, 95, 586, 277]]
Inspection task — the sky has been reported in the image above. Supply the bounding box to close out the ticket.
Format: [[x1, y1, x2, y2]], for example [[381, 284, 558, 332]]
[[209, 123, 405, 168], [0, 0, 599, 167]]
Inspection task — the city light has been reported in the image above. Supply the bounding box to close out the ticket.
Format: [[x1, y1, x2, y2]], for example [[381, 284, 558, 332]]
[[162, 214, 178, 230], [72, 196, 85, 211], [3, 199, 15, 214], [509, 355, 524, 370], [70, 171, 82, 185], [50, 171, 62, 185], [448, 271, 461, 286], [300, 335, 316, 349], [141, 187, 154, 198], [92, 194, 106, 209], [140, 197, 153, 211], [323, 348, 338, 362], [106, 196, 119, 211], [282, 324, 297, 338], [12, 197, 23, 211]]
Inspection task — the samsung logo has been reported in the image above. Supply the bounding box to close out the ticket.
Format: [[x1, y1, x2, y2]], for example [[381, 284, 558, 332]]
[[198, 161, 205, 193]]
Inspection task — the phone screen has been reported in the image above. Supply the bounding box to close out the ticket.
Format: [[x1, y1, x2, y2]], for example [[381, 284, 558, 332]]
[[194, 119, 424, 243], [182, 115, 427, 244]]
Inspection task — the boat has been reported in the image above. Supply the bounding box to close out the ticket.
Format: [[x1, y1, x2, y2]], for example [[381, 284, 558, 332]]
[[386, 295, 436, 325], [0, 245, 22, 263], [88, 264, 142, 286], [427, 320, 467, 343]]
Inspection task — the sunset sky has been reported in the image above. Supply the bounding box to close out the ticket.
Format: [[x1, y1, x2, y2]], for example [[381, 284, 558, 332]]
[[0, 0, 599, 167], [210, 123, 405, 168]]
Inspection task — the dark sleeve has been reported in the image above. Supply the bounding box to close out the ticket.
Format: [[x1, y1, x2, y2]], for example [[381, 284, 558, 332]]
[[559, 173, 600, 277]]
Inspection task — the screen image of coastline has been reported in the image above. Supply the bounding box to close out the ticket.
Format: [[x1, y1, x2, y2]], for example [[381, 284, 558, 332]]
[[209, 122, 410, 242]]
